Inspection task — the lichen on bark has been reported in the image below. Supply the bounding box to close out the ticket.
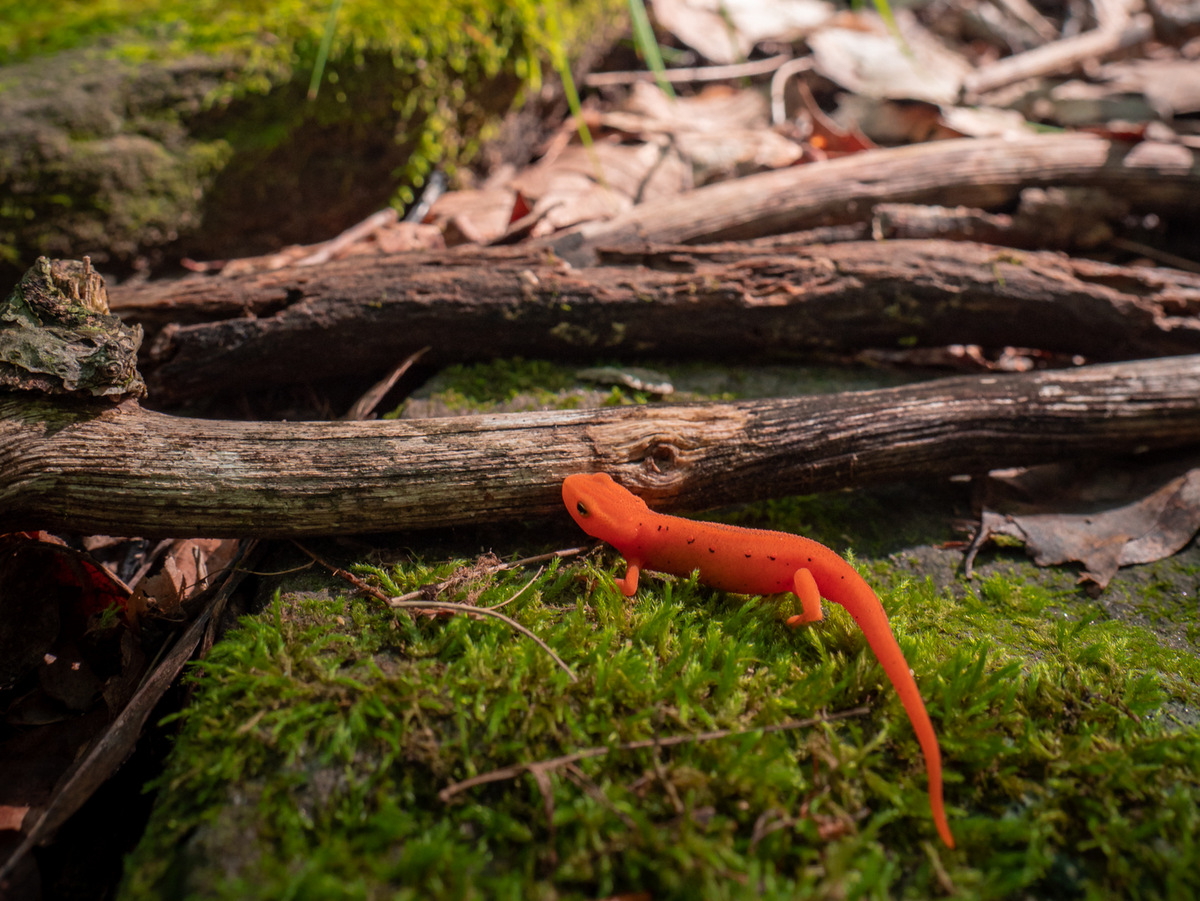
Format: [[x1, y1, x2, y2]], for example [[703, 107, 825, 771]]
[[0, 257, 145, 398]]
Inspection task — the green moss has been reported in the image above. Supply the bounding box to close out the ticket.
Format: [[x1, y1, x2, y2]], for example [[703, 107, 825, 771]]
[[0, 0, 624, 281], [121, 489, 1200, 898], [426, 357, 579, 405], [0, 0, 594, 76], [389, 358, 667, 416], [392, 358, 931, 419]]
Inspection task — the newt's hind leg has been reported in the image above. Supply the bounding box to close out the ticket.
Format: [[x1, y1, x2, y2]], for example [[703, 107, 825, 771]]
[[785, 568, 824, 627]]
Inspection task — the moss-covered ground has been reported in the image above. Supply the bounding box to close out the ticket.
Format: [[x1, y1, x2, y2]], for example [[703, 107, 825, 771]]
[[120, 360, 1200, 899]]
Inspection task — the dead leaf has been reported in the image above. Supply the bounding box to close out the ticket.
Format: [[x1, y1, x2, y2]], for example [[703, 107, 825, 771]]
[[933, 104, 1037, 140], [809, 11, 972, 106], [653, 0, 833, 65], [599, 83, 801, 183], [1097, 58, 1200, 120], [0, 806, 28, 831], [428, 187, 521, 245], [128, 538, 240, 615], [0, 535, 134, 693], [787, 80, 876, 155], [966, 453, 1200, 590], [506, 138, 689, 237]]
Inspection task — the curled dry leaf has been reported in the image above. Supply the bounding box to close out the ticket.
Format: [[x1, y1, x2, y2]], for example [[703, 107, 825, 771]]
[[808, 11, 972, 105], [127, 537, 241, 618], [652, 0, 833, 65]]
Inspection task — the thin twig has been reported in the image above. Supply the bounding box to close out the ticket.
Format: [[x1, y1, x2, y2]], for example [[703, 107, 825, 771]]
[[486, 568, 542, 612], [438, 706, 870, 802], [584, 52, 792, 87], [564, 763, 637, 829], [387, 600, 577, 682], [291, 543, 582, 682], [339, 345, 430, 421], [384, 546, 590, 604], [293, 543, 589, 605], [292, 542, 386, 599], [296, 207, 398, 267]]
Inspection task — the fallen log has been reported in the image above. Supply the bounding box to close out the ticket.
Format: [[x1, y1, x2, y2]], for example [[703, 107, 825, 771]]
[[5, 354, 1200, 537], [114, 239, 1200, 402]]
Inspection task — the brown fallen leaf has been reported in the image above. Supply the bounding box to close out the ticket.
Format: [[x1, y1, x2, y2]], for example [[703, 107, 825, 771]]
[[965, 452, 1200, 590], [0, 806, 28, 831], [127, 537, 241, 618], [428, 186, 522, 245], [506, 138, 688, 238], [809, 10, 972, 106], [652, 0, 833, 65], [603, 83, 803, 183]]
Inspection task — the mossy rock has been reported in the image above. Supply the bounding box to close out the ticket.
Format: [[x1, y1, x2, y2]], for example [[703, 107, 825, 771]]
[[0, 0, 625, 291], [118, 482, 1200, 899]]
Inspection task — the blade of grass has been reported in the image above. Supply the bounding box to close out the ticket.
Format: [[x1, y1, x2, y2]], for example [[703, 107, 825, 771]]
[[307, 0, 343, 101], [628, 0, 675, 98]]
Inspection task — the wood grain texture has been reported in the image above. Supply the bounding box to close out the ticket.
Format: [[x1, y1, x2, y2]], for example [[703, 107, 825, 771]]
[[5, 354, 1200, 537]]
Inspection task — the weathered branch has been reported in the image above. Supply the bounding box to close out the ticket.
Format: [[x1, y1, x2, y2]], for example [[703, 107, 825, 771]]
[[545, 134, 1200, 265], [113, 240, 1200, 401], [5, 355, 1200, 537]]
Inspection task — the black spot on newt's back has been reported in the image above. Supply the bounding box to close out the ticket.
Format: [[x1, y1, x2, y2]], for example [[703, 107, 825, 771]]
[[709, 548, 715, 553], [687, 538, 695, 544]]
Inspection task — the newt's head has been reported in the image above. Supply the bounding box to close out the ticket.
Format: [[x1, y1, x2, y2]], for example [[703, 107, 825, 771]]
[[562, 472, 647, 549]]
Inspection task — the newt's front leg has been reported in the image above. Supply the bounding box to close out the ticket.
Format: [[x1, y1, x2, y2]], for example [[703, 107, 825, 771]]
[[615, 561, 641, 597], [785, 568, 824, 626]]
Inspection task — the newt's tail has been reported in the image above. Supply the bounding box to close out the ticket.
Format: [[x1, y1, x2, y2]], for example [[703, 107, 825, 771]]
[[833, 572, 955, 849]]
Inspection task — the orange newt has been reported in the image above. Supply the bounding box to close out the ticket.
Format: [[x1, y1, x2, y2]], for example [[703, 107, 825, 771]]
[[562, 472, 954, 849]]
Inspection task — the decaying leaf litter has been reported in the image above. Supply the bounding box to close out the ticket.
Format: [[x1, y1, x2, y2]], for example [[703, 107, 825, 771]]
[[3, 0, 1200, 897]]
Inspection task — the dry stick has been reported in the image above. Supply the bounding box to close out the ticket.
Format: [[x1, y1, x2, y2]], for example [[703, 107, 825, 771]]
[[115, 236, 1200, 399], [962, 13, 1153, 97], [438, 705, 870, 802], [1109, 237, 1200, 275], [584, 52, 792, 87], [545, 134, 1198, 265], [295, 208, 399, 268], [7, 356, 1200, 537], [338, 346, 429, 422]]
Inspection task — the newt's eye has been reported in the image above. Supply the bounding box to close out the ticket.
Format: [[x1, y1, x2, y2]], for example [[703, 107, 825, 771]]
[[576, 501, 589, 516]]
